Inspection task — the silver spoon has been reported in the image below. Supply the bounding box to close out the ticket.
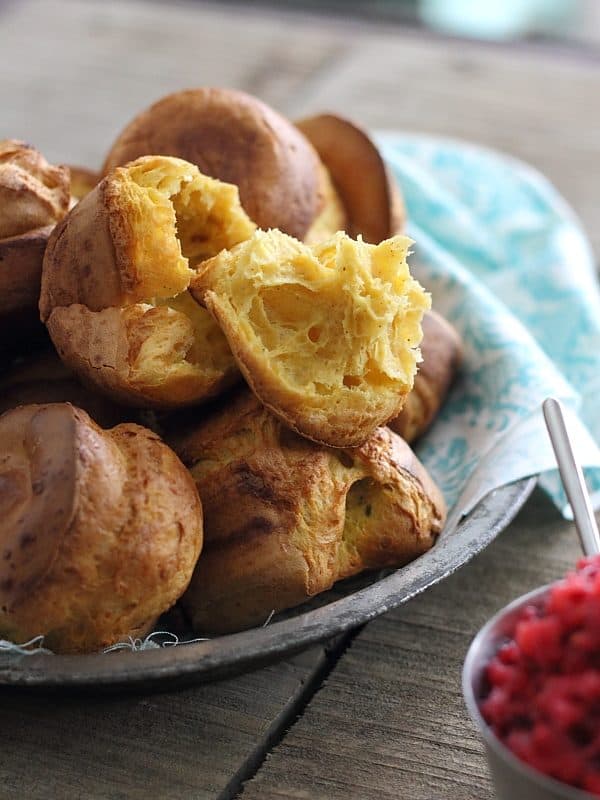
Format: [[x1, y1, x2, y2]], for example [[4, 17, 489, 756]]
[[543, 397, 600, 557]]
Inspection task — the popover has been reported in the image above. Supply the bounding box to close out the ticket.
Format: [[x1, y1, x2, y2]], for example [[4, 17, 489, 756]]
[[190, 229, 430, 446], [40, 155, 256, 408], [170, 389, 445, 634], [0, 403, 203, 653], [0, 140, 70, 347]]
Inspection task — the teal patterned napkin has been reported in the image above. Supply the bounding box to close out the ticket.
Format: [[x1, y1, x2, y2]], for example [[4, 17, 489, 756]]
[[376, 133, 600, 520]]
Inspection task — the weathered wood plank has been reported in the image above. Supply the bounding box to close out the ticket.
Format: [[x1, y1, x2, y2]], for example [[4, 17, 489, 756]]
[[241, 491, 590, 799], [287, 31, 600, 260], [0, 0, 600, 266], [0, 0, 347, 167], [0, 646, 333, 800], [2, 0, 598, 256]]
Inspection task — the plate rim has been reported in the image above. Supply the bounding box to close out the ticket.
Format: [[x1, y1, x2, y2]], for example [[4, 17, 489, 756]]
[[0, 476, 536, 691]]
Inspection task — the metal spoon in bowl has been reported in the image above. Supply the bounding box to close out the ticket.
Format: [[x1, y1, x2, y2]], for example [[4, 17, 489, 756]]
[[543, 397, 600, 557], [461, 399, 600, 800]]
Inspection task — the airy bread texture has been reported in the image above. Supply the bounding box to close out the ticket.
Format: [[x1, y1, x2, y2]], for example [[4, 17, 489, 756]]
[[0, 140, 70, 239], [190, 229, 430, 447], [102, 87, 338, 241], [297, 113, 405, 243], [170, 389, 446, 634], [0, 403, 203, 653], [389, 310, 463, 443], [40, 155, 256, 408]]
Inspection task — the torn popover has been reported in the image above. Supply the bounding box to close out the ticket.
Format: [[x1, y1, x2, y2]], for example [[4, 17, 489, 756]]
[[190, 229, 430, 447], [0, 403, 203, 654], [0, 140, 70, 346], [102, 87, 346, 241], [40, 155, 257, 408], [170, 389, 446, 634]]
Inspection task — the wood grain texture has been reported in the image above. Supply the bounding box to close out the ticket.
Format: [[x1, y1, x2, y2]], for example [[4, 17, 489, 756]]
[[241, 490, 592, 800], [0, 646, 331, 800], [1, 1, 598, 256], [289, 32, 600, 260], [0, 0, 347, 167]]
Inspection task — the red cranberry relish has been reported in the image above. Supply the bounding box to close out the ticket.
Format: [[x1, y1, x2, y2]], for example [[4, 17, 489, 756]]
[[481, 555, 600, 795]]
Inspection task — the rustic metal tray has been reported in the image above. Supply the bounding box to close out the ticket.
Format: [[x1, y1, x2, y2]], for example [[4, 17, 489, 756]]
[[0, 477, 535, 691]]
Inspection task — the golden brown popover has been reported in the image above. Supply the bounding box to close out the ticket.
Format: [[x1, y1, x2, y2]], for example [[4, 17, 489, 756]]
[[40, 155, 256, 408], [0, 403, 203, 653], [190, 229, 430, 447], [170, 389, 445, 634], [0, 140, 70, 346], [0, 140, 69, 239], [102, 87, 345, 241], [297, 113, 405, 243], [389, 310, 463, 442], [0, 350, 130, 428]]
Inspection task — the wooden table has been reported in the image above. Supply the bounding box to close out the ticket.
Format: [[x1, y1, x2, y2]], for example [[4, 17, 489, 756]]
[[1, 2, 599, 798]]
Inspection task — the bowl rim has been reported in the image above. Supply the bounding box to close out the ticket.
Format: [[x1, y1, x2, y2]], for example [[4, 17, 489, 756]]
[[462, 583, 597, 800]]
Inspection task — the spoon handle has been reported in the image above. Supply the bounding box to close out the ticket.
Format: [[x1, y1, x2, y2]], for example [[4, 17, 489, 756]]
[[543, 397, 600, 557]]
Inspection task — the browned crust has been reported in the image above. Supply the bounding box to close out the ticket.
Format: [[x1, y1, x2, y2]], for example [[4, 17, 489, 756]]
[[0, 404, 79, 614], [0, 403, 203, 653], [0, 140, 70, 240], [46, 304, 240, 409], [348, 425, 447, 536], [0, 225, 52, 316], [171, 389, 445, 634], [102, 87, 324, 239], [295, 113, 405, 242], [0, 141, 70, 344], [388, 310, 463, 442], [39, 176, 133, 320]]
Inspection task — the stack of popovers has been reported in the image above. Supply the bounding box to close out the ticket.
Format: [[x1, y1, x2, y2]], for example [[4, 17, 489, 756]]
[[0, 88, 462, 646]]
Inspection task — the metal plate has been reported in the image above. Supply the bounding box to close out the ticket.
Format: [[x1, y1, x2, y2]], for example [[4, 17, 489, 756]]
[[0, 477, 535, 691]]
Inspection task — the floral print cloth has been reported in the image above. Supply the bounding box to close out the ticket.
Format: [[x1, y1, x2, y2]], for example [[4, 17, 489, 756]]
[[378, 133, 600, 519]]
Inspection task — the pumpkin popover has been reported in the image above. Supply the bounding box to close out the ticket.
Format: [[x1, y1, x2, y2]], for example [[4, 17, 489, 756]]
[[40, 155, 257, 408], [0, 403, 203, 653], [190, 229, 430, 447], [389, 310, 463, 443], [169, 389, 445, 634], [296, 113, 405, 244]]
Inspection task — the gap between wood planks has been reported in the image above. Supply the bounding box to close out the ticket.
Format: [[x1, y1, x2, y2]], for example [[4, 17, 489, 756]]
[[216, 628, 364, 800]]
